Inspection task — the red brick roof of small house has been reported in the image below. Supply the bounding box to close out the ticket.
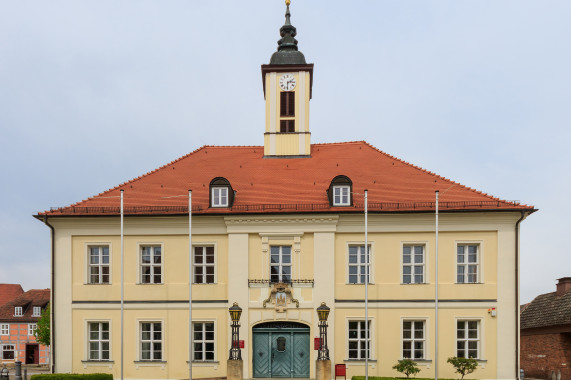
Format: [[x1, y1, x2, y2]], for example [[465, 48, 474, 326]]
[[521, 284, 571, 330], [0, 289, 50, 323], [36, 141, 535, 217], [0, 284, 24, 307]]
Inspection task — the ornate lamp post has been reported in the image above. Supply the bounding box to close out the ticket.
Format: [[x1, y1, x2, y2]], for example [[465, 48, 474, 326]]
[[229, 302, 242, 360], [316, 302, 330, 360]]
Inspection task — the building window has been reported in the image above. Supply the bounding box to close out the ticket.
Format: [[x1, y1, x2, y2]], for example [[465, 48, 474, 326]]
[[328, 175, 352, 207], [209, 177, 234, 208], [403, 245, 425, 284], [348, 321, 370, 360], [88, 322, 110, 361], [28, 324, 37, 336], [457, 244, 479, 283], [270, 246, 291, 283], [1, 345, 15, 360], [194, 246, 215, 284], [457, 320, 479, 359], [193, 322, 215, 361], [403, 320, 425, 359], [211, 187, 228, 207], [14, 307, 23, 317], [280, 92, 295, 117], [88, 245, 110, 284], [348, 245, 371, 284], [141, 246, 162, 284], [280, 119, 295, 133], [32, 306, 42, 317], [0, 324, 8, 335], [140, 322, 162, 361]]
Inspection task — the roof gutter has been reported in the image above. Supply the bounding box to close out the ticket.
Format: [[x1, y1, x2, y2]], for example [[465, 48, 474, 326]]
[[41, 216, 55, 373], [515, 210, 529, 380]]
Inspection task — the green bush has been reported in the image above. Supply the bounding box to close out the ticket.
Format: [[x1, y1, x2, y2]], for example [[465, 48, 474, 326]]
[[392, 359, 421, 378], [447, 357, 478, 380], [31, 374, 113, 380]]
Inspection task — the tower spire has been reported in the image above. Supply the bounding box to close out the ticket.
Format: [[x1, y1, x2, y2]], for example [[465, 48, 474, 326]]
[[269, 0, 306, 65]]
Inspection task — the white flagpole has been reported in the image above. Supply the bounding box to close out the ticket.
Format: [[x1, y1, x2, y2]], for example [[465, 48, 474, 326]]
[[188, 190, 193, 380], [364, 189, 369, 380], [120, 190, 124, 380], [435, 190, 439, 380]]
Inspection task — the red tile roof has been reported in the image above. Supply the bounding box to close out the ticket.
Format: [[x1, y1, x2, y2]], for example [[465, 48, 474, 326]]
[[38, 141, 534, 217], [0, 289, 50, 322], [0, 284, 24, 307]]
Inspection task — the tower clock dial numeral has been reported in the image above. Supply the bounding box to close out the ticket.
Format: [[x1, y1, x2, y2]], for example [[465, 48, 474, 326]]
[[279, 74, 296, 91]]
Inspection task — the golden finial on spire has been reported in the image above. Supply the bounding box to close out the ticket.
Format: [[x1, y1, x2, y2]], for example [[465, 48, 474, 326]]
[[286, 0, 291, 6]]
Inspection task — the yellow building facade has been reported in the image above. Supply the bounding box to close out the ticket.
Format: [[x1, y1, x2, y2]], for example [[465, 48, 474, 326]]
[[38, 3, 535, 380]]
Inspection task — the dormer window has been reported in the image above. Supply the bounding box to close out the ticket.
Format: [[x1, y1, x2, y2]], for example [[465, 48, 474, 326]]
[[333, 186, 350, 206], [212, 187, 228, 207], [14, 307, 23, 317], [209, 177, 234, 208], [328, 175, 353, 207], [32, 307, 42, 317]]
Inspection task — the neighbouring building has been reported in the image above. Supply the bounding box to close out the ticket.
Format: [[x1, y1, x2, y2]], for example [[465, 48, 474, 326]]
[[520, 278, 571, 380], [36, 3, 535, 380], [0, 284, 23, 308], [0, 289, 50, 365]]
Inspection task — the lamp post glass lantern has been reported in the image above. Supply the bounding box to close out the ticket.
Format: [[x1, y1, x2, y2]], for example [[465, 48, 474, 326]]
[[229, 302, 242, 360], [317, 302, 330, 360]]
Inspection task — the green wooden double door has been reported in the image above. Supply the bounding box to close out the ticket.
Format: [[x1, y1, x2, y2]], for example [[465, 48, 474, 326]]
[[253, 322, 310, 378]]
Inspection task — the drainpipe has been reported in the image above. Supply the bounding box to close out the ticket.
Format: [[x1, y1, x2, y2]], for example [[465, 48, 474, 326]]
[[515, 211, 527, 380], [41, 216, 55, 373]]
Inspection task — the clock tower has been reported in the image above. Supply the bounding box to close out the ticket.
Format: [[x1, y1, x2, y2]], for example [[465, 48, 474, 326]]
[[262, 0, 313, 157]]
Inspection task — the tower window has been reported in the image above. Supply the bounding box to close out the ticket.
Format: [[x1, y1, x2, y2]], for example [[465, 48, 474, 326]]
[[280, 92, 295, 117], [280, 120, 295, 133]]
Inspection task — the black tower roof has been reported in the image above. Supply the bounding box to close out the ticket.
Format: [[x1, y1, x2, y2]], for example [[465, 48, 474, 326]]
[[269, 1, 307, 65]]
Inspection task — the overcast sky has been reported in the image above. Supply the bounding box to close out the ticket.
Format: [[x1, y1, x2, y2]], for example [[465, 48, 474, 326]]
[[0, 1, 569, 303]]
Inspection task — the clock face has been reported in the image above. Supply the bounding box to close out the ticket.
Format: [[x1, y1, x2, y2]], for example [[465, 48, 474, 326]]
[[279, 74, 296, 91]]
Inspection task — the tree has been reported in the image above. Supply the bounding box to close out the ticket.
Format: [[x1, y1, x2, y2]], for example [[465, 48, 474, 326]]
[[34, 303, 50, 346], [392, 359, 421, 378], [447, 356, 478, 380]]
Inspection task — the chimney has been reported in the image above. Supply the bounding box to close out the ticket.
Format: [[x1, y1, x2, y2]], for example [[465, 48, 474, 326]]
[[556, 277, 571, 296]]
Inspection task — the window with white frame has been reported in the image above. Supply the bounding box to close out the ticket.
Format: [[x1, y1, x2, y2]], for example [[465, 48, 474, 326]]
[[140, 322, 162, 361], [348, 245, 371, 284], [88, 322, 110, 361], [403, 245, 425, 284], [88, 245, 110, 284], [403, 320, 425, 359], [28, 323, 37, 336], [333, 185, 350, 206], [14, 307, 23, 317], [0, 324, 8, 335], [348, 320, 370, 360], [140, 245, 162, 284], [193, 322, 215, 361], [270, 246, 292, 283], [1, 345, 15, 360], [211, 187, 228, 207], [457, 244, 479, 283], [32, 306, 42, 317], [193, 246, 215, 284], [457, 320, 479, 359]]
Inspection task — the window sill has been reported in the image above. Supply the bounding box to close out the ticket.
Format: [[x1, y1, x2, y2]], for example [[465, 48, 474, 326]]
[[81, 360, 114, 369], [193, 283, 218, 285], [136, 283, 164, 285], [84, 283, 111, 285], [343, 359, 377, 365], [134, 360, 167, 369], [455, 282, 484, 285], [346, 283, 375, 286], [186, 360, 220, 367]]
